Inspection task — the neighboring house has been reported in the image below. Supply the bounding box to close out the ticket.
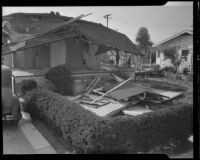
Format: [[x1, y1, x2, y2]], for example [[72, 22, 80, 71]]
[[153, 30, 193, 69]]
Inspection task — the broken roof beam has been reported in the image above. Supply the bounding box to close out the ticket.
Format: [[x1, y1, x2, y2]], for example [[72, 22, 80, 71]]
[[2, 32, 77, 56]]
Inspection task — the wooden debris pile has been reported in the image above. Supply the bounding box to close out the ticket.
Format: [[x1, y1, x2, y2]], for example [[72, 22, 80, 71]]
[[67, 72, 185, 118]]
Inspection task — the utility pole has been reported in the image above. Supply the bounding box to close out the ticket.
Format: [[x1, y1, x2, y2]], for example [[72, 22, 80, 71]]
[[103, 14, 112, 28]]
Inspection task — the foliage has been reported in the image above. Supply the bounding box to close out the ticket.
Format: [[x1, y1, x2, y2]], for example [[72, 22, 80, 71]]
[[21, 79, 38, 95], [25, 87, 193, 154], [183, 68, 189, 75], [152, 64, 160, 71], [111, 69, 130, 79], [45, 65, 73, 95], [140, 79, 187, 92], [136, 27, 153, 51], [162, 66, 174, 73], [163, 47, 181, 73]]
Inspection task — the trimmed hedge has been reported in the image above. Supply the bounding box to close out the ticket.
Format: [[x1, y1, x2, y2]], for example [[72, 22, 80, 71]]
[[25, 87, 193, 154]]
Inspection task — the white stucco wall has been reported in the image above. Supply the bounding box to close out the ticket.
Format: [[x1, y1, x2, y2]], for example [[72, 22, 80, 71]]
[[50, 40, 66, 67]]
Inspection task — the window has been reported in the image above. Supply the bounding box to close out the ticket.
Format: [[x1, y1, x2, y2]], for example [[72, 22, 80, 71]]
[[181, 50, 189, 61], [157, 50, 160, 58]]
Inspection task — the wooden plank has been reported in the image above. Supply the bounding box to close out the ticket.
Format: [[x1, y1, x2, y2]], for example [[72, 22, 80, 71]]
[[90, 76, 134, 104], [84, 76, 98, 92], [86, 75, 101, 94], [112, 73, 124, 82], [109, 86, 146, 100], [81, 102, 127, 117]]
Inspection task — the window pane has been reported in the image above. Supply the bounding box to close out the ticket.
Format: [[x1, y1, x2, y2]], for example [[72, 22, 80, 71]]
[[182, 50, 189, 56]]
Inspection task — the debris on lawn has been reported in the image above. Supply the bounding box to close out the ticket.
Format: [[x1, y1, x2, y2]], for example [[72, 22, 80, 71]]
[[66, 71, 187, 118]]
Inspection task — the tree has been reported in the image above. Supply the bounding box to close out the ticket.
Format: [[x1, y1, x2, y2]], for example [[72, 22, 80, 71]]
[[136, 27, 153, 50], [136, 27, 153, 65]]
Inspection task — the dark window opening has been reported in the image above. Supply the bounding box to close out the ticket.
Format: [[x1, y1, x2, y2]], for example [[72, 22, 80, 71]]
[[182, 50, 189, 61]]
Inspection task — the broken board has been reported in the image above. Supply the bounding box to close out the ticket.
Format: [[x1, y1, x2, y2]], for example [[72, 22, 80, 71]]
[[145, 90, 184, 103], [81, 102, 127, 117], [108, 86, 146, 101]]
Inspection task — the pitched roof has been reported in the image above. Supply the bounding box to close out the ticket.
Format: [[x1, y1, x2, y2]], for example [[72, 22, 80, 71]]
[[2, 12, 143, 56], [153, 30, 193, 48]]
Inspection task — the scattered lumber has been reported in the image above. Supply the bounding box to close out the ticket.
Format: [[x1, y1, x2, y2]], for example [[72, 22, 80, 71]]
[[84, 76, 98, 92], [112, 73, 124, 82], [86, 75, 101, 94], [90, 76, 134, 104]]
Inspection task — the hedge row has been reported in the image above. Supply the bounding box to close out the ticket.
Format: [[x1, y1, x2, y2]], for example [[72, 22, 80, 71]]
[[135, 70, 165, 78], [25, 87, 193, 154]]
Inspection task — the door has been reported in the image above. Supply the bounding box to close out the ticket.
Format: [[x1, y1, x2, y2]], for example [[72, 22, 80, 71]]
[[67, 38, 83, 67], [34, 45, 50, 68]]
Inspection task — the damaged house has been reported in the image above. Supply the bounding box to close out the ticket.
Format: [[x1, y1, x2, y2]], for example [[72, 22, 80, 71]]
[[2, 12, 142, 70], [2, 12, 144, 94]]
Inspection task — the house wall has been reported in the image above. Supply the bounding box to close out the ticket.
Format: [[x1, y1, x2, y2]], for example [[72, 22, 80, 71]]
[[12, 38, 100, 70], [3, 54, 12, 67], [155, 34, 193, 68], [50, 40, 66, 67], [34, 45, 50, 68], [66, 38, 84, 67], [24, 49, 35, 68], [13, 45, 50, 69], [86, 43, 100, 68]]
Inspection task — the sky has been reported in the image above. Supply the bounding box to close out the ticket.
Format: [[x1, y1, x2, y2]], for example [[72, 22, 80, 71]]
[[2, 2, 193, 44]]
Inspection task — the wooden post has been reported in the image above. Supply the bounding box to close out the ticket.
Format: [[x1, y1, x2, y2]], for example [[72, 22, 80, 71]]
[[150, 50, 152, 66]]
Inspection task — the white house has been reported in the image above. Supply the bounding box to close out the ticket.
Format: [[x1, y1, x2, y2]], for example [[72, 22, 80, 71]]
[[153, 30, 193, 69]]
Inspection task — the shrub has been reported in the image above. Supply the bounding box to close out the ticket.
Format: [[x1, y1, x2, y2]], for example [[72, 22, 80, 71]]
[[163, 46, 181, 73], [25, 87, 193, 154], [162, 66, 174, 72], [45, 65, 73, 95], [152, 64, 160, 71], [111, 69, 130, 79], [183, 68, 189, 75], [21, 79, 38, 95], [140, 79, 187, 92]]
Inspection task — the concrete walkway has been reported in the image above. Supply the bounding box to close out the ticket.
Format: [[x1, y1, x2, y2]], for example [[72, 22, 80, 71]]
[[3, 112, 56, 154]]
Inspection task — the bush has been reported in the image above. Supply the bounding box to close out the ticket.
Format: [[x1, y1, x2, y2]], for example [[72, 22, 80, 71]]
[[162, 66, 174, 72], [152, 65, 160, 71], [25, 87, 193, 154], [183, 68, 189, 75], [111, 69, 130, 79], [45, 65, 73, 95], [21, 79, 38, 95]]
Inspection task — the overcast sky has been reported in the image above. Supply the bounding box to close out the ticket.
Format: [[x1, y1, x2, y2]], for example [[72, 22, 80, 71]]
[[3, 2, 193, 44]]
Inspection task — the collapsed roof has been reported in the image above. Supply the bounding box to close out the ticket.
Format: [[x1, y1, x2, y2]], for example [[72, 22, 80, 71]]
[[2, 12, 143, 56]]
